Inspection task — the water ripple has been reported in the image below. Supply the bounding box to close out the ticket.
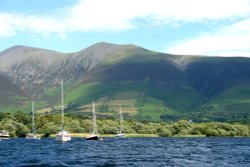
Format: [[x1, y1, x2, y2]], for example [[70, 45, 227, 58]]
[[0, 137, 250, 166]]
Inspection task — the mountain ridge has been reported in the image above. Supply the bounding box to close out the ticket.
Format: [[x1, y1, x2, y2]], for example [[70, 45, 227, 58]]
[[1, 42, 250, 123]]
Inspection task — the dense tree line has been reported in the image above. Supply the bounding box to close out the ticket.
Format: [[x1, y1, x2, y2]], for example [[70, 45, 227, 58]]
[[0, 112, 249, 137]]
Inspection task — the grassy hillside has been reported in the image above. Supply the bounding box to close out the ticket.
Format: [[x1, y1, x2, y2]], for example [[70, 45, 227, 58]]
[[1, 43, 250, 123], [188, 85, 250, 123], [186, 57, 250, 97], [35, 81, 206, 122]]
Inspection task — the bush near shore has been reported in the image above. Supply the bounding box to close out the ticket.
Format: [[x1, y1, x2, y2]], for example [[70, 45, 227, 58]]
[[0, 111, 249, 137]]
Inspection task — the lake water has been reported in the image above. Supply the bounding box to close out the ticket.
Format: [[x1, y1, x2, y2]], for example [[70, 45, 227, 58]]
[[0, 137, 250, 167]]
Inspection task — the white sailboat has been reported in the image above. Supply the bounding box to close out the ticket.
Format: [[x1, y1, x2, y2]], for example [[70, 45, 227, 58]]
[[115, 104, 125, 138], [86, 101, 99, 140], [26, 101, 40, 139], [0, 130, 10, 140], [55, 81, 71, 142]]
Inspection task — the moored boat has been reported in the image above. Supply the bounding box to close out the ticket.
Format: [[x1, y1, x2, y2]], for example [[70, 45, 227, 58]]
[[26, 133, 40, 139], [26, 101, 40, 140], [115, 133, 125, 138], [55, 80, 71, 142], [0, 130, 10, 140], [115, 105, 126, 139], [86, 134, 99, 140], [55, 130, 71, 142], [86, 101, 99, 140]]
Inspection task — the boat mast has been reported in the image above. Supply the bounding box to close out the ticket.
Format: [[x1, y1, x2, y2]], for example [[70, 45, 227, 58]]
[[119, 104, 124, 133], [32, 101, 35, 134], [92, 101, 97, 135], [61, 80, 64, 132]]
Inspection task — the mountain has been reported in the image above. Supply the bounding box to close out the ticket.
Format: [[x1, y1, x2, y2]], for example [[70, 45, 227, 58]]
[[0, 42, 250, 123], [0, 45, 68, 96]]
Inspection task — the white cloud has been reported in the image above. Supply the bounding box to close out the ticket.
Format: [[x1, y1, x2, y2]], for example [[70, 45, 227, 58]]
[[0, 0, 250, 37], [0, 13, 16, 37], [67, 0, 250, 30], [147, 0, 250, 22], [166, 19, 250, 57]]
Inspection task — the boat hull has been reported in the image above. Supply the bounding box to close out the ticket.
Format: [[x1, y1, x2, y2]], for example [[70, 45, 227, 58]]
[[55, 135, 71, 142], [0, 136, 10, 140], [26, 133, 40, 140], [55, 131, 71, 142], [0, 130, 10, 139], [86, 135, 99, 140], [115, 133, 125, 138]]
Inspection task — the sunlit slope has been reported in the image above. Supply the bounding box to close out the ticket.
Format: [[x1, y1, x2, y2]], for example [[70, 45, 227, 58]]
[[190, 85, 250, 123], [1, 42, 250, 122], [57, 81, 205, 122]]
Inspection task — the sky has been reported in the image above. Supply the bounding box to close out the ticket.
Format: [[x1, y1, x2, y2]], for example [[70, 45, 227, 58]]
[[0, 0, 250, 57]]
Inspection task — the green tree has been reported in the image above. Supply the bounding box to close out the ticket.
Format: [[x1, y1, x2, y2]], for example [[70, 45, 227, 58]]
[[66, 119, 85, 133], [14, 111, 30, 125], [171, 120, 192, 135], [40, 122, 60, 137], [13, 122, 30, 137], [158, 126, 173, 137], [0, 120, 16, 137]]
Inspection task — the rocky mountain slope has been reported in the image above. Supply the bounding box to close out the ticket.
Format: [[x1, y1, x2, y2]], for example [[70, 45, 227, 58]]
[[1, 42, 250, 122]]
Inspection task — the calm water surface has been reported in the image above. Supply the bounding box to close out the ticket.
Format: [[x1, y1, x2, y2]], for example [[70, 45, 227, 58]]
[[0, 137, 250, 167]]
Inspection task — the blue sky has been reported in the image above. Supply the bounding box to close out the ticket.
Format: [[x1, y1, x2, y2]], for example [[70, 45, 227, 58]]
[[0, 0, 250, 56]]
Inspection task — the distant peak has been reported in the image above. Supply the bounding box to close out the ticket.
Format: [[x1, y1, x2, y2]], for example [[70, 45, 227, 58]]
[[5, 45, 31, 50], [0, 45, 63, 57], [0, 45, 32, 55], [85, 42, 145, 51], [95, 42, 115, 46], [89, 42, 118, 48]]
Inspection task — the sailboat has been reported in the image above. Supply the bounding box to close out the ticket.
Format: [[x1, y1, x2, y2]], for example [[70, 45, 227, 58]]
[[0, 130, 10, 140], [26, 101, 40, 139], [86, 101, 99, 140], [55, 80, 71, 142], [115, 104, 125, 138]]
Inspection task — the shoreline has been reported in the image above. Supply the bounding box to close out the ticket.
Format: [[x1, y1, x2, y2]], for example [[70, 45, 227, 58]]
[[4, 134, 250, 138], [47, 134, 250, 138], [49, 133, 159, 138]]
